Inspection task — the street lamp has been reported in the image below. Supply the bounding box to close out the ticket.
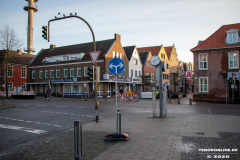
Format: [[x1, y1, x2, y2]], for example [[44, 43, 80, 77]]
[[200, 78, 203, 98]]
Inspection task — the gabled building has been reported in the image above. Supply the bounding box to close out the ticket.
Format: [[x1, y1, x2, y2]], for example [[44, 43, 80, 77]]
[[165, 44, 180, 92], [123, 46, 142, 93], [138, 45, 170, 90], [191, 23, 240, 98], [139, 51, 155, 92], [0, 50, 35, 93], [28, 34, 129, 98]]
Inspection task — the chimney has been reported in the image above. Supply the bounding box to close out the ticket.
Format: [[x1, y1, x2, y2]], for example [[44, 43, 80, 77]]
[[115, 34, 121, 42], [17, 49, 22, 55], [50, 44, 56, 49]]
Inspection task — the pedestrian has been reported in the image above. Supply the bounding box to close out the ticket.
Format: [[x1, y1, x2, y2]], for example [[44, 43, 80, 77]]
[[113, 90, 115, 98], [120, 88, 123, 94], [47, 88, 51, 101]]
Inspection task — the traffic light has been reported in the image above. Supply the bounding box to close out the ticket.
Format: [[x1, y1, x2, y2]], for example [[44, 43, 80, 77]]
[[42, 26, 48, 40], [87, 66, 94, 82], [229, 77, 232, 84]]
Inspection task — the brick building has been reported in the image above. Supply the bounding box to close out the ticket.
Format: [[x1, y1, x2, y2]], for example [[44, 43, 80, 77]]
[[191, 23, 240, 98], [0, 50, 35, 93], [139, 51, 155, 92], [28, 34, 129, 98]]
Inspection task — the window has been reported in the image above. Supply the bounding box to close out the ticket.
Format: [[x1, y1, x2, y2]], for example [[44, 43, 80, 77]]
[[113, 51, 115, 58], [70, 67, 74, 77], [57, 84, 60, 92], [77, 67, 81, 77], [8, 82, 13, 91], [45, 69, 49, 78], [151, 73, 154, 80], [39, 69, 43, 79], [228, 33, 237, 44], [146, 72, 149, 76], [84, 66, 88, 77], [21, 83, 26, 91], [21, 68, 26, 78], [228, 52, 239, 69], [167, 64, 169, 69], [198, 54, 208, 70], [161, 54, 165, 59], [133, 59, 138, 65], [120, 54, 123, 59], [32, 70, 35, 79], [131, 70, 133, 76], [139, 71, 141, 76], [66, 56, 69, 60], [199, 77, 208, 92], [63, 56, 66, 61], [51, 69, 54, 78], [116, 52, 119, 58], [39, 85, 43, 93], [64, 68, 68, 77], [123, 68, 126, 77], [7, 66, 13, 77], [135, 70, 137, 77], [56, 68, 60, 78]]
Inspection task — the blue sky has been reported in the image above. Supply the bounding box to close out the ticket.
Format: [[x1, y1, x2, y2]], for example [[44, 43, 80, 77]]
[[1, 0, 240, 62]]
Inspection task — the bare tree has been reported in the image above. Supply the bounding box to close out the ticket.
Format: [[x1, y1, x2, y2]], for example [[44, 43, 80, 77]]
[[0, 25, 24, 98]]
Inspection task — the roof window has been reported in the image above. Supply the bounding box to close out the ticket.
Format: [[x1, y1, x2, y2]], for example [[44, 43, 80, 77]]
[[225, 29, 240, 45]]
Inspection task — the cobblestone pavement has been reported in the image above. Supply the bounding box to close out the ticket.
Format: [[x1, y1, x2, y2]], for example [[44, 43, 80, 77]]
[[0, 129, 116, 160], [182, 132, 240, 160]]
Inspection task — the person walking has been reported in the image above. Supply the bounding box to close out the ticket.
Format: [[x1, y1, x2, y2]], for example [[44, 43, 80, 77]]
[[46, 88, 51, 101]]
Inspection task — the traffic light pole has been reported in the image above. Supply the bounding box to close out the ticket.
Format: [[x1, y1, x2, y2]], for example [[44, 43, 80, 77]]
[[46, 14, 98, 122]]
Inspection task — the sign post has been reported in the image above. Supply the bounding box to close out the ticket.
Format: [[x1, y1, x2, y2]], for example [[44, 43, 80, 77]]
[[108, 58, 125, 133]]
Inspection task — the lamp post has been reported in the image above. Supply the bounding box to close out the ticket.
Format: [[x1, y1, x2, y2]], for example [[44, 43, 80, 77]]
[[200, 78, 203, 98]]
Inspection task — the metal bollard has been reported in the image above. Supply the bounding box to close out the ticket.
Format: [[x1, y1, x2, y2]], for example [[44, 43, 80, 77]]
[[74, 120, 83, 160], [117, 110, 121, 134], [178, 98, 180, 104]]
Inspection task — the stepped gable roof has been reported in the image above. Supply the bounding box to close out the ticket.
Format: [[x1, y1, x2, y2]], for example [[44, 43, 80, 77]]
[[139, 52, 149, 66], [138, 46, 161, 56], [29, 39, 115, 67], [123, 46, 135, 61], [0, 50, 35, 65], [191, 23, 240, 51]]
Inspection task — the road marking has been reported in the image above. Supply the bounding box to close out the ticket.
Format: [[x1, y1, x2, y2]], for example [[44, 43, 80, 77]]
[[0, 124, 47, 134], [34, 122, 42, 124], [207, 107, 211, 114], [56, 112, 61, 114], [49, 112, 55, 113], [18, 120, 24, 122], [86, 115, 93, 117], [79, 107, 84, 108], [36, 105, 46, 106], [11, 118, 17, 120], [43, 123, 51, 126], [56, 106, 67, 107], [52, 125, 61, 127], [26, 121, 33, 123], [63, 113, 69, 114], [70, 114, 76, 116], [135, 110, 151, 113]]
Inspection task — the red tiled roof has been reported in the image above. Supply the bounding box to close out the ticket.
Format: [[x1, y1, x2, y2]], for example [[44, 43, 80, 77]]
[[164, 46, 172, 59], [137, 46, 161, 56], [191, 23, 240, 51]]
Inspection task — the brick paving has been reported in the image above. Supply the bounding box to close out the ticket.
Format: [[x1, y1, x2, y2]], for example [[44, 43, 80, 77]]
[[1, 94, 240, 160]]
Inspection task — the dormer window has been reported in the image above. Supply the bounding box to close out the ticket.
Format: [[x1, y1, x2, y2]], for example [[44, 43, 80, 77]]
[[226, 29, 240, 45]]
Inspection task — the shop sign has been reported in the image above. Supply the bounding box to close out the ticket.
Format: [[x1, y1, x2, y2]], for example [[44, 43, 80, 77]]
[[133, 78, 141, 81], [52, 79, 72, 82], [113, 77, 130, 82]]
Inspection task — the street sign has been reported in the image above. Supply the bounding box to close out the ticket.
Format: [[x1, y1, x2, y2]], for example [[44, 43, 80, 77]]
[[83, 82, 87, 87], [108, 58, 125, 75], [132, 82, 136, 86], [89, 51, 101, 64], [186, 71, 192, 78]]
